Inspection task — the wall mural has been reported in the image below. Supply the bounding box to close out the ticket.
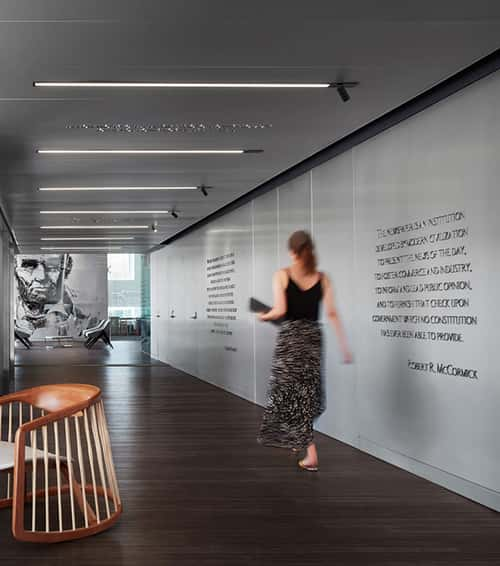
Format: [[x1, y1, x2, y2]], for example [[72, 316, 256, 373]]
[[14, 254, 107, 340]]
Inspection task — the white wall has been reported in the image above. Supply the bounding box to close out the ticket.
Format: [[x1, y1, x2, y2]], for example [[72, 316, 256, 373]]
[[151, 69, 500, 510]]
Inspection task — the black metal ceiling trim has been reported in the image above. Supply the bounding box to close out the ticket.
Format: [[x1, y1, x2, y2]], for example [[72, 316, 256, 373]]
[[157, 47, 500, 249]]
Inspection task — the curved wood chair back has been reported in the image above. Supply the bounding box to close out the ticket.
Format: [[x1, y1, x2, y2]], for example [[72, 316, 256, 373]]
[[0, 384, 121, 543], [11, 384, 100, 414]]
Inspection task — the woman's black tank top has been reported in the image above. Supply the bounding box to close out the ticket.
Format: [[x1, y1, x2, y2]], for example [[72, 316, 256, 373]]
[[285, 272, 323, 321]]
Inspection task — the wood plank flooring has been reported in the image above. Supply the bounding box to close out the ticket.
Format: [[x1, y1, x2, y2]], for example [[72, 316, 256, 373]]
[[1, 358, 499, 565]]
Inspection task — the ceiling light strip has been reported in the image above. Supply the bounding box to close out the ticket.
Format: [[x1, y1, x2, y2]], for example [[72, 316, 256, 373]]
[[39, 186, 198, 191], [40, 210, 169, 214], [41, 237, 134, 241], [36, 149, 250, 155], [40, 225, 149, 229], [41, 246, 123, 251], [34, 81, 330, 89]]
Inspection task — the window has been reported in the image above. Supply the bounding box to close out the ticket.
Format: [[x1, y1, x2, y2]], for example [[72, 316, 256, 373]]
[[107, 254, 150, 321], [108, 254, 135, 281]]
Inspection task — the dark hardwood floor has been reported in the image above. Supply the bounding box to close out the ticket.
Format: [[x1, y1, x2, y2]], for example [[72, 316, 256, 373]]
[[1, 355, 499, 565]]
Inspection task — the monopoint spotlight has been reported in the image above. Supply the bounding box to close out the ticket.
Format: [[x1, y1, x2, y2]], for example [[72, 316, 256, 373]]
[[336, 84, 350, 102], [151, 221, 158, 233], [199, 185, 210, 197], [171, 211, 179, 219]]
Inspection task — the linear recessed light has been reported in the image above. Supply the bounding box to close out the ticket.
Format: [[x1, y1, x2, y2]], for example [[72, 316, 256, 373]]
[[41, 246, 123, 251], [40, 210, 169, 214], [40, 225, 149, 229], [39, 186, 198, 191], [34, 81, 331, 89], [36, 149, 253, 155], [41, 237, 134, 241]]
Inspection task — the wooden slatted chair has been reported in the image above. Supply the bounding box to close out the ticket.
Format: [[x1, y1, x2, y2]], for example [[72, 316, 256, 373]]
[[0, 384, 122, 542]]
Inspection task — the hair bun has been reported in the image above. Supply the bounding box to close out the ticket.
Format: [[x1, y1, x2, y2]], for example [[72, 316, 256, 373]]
[[288, 230, 317, 273]]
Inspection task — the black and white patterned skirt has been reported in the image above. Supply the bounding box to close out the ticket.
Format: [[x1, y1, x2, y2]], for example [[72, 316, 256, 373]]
[[258, 319, 324, 450]]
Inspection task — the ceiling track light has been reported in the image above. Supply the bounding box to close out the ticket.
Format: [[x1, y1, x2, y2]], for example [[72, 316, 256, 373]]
[[36, 149, 262, 155], [333, 82, 358, 102], [171, 210, 179, 219], [337, 85, 350, 102], [34, 81, 332, 89], [199, 185, 211, 197]]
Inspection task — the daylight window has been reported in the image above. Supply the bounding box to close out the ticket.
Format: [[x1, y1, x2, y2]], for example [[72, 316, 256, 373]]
[[108, 254, 135, 281]]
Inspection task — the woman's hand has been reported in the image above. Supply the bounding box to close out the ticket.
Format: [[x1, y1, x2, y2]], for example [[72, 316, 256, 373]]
[[258, 312, 269, 322]]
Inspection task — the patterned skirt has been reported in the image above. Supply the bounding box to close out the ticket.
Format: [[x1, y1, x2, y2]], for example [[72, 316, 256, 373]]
[[258, 319, 324, 450]]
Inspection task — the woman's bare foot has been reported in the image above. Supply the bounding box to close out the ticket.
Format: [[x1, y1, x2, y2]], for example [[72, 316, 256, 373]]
[[298, 459, 318, 472], [299, 443, 318, 470]]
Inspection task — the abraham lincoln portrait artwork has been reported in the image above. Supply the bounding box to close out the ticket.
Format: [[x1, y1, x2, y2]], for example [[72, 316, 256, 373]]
[[14, 254, 107, 340]]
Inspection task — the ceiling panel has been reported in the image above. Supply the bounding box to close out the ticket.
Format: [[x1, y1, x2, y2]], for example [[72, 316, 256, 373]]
[[0, 0, 499, 253]]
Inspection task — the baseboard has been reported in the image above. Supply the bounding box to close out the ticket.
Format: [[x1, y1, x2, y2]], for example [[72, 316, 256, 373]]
[[315, 423, 360, 450], [359, 436, 500, 512], [195, 373, 256, 404]]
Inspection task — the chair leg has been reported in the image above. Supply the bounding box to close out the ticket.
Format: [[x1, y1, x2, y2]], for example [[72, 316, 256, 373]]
[[16, 335, 32, 349], [102, 333, 113, 349]]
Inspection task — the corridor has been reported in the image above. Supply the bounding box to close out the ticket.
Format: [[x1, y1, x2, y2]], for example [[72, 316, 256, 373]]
[[2, 358, 499, 566]]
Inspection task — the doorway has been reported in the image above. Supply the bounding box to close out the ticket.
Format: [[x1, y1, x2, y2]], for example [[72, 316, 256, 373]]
[[107, 253, 151, 357]]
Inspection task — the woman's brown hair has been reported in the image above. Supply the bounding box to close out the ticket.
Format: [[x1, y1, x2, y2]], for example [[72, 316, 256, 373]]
[[288, 230, 317, 274]]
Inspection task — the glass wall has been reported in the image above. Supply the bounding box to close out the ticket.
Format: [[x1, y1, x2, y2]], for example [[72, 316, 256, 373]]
[[0, 212, 14, 393], [107, 253, 150, 353]]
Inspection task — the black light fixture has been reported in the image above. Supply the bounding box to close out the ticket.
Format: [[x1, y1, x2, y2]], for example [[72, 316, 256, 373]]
[[171, 210, 179, 219], [336, 84, 350, 102], [151, 221, 158, 233], [199, 184, 211, 197], [330, 81, 358, 103]]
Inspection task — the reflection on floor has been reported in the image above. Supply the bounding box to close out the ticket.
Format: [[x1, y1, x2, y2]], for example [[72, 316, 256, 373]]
[[1, 357, 499, 565], [15, 339, 161, 366]]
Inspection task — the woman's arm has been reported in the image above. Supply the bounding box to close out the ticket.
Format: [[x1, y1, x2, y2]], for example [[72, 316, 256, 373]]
[[259, 270, 287, 321], [322, 274, 352, 363]]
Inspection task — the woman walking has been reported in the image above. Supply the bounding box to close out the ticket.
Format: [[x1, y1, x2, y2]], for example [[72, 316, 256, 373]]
[[257, 230, 352, 471]]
